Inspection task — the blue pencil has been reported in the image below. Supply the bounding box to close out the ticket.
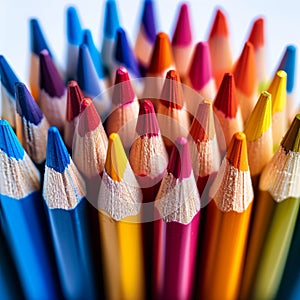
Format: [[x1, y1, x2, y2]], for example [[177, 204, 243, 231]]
[[276, 214, 300, 300], [43, 126, 100, 299], [101, 0, 120, 79], [66, 6, 83, 81], [29, 18, 53, 101], [0, 55, 20, 129], [0, 120, 61, 300], [77, 44, 110, 119]]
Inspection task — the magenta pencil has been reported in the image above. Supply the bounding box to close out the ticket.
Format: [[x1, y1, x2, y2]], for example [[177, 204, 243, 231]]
[[153, 137, 200, 300]]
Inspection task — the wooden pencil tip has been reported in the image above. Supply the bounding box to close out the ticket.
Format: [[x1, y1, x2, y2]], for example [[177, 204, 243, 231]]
[[160, 69, 184, 109], [168, 136, 192, 179], [105, 133, 127, 181], [190, 99, 215, 142], [247, 17, 265, 48], [148, 32, 173, 74], [112, 67, 135, 106], [244, 91, 272, 142], [137, 99, 160, 136], [213, 72, 238, 118], [67, 80, 84, 121], [209, 8, 229, 38], [172, 3, 192, 46], [226, 132, 249, 171], [267, 70, 287, 114], [281, 114, 300, 152], [233, 41, 256, 96]]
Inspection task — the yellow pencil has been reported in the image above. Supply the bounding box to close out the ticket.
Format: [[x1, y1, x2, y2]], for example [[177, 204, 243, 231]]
[[98, 133, 145, 300]]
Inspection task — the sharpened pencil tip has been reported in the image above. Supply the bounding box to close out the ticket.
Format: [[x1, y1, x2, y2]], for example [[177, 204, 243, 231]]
[[67, 80, 83, 121], [0, 120, 24, 159], [209, 8, 229, 38], [247, 17, 265, 48], [66, 6, 83, 45], [141, 0, 156, 43], [168, 137, 192, 179], [15, 82, 43, 125], [281, 114, 300, 152], [226, 132, 249, 171], [103, 0, 120, 39], [0, 55, 19, 98], [46, 126, 70, 172]]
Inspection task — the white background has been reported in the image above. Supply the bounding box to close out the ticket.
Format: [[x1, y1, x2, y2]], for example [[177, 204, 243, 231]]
[[0, 0, 299, 87]]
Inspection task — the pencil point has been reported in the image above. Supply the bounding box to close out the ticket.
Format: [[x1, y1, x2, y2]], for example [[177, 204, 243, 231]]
[[244, 91, 272, 142], [277, 45, 296, 93], [281, 114, 300, 152], [137, 99, 159, 136], [233, 41, 256, 96], [103, 0, 120, 39], [30, 18, 52, 56], [190, 100, 215, 142], [77, 44, 101, 97], [209, 8, 229, 38], [172, 3, 192, 46], [141, 0, 156, 43], [46, 126, 70, 172], [168, 137, 192, 179], [66, 80, 84, 122], [66, 6, 83, 45], [226, 132, 249, 171], [148, 32, 173, 74], [39, 50, 65, 97], [115, 28, 141, 78], [267, 70, 287, 114], [160, 69, 184, 109], [247, 17, 265, 48], [188, 41, 213, 91], [15, 82, 43, 125], [112, 67, 135, 106], [214, 73, 238, 118], [0, 55, 19, 98], [105, 133, 127, 182], [0, 120, 24, 159]]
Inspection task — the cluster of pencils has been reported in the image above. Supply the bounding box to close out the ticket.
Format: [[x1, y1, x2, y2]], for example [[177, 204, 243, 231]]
[[0, 1, 300, 300]]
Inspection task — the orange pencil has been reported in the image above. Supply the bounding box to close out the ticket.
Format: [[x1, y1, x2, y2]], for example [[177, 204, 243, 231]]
[[207, 8, 233, 89], [233, 41, 258, 122]]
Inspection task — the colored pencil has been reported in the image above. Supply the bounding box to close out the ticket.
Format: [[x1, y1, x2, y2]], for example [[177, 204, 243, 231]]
[[77, 44, 111, 119], [0, 120, 61, 300], [43, 126, 99, 299], [267, 70, 287, 151], [144, 32, 175, 102], [276, 45, 297, 124], [39, 49, 67, 131], [207, 8, 232, 89], [134, 0, 157, 75], [276, 213, 300, 300], [153, 136, 200, 300], [98, 133, 145, 300], [83, 29, 109, 85], [29, 18, 53, 101], [129, 99, 168, 299], [0, 55, 20, 129], [247, 17, 268, 92], [0, 228, 24, 300], [233, 41, 258, 122], [106, 67, 139, 150], [157, 69, 190, 154], [101, 0, 121, 80], [15, 82, 49, 166], [199, 132, 253, 300], [72, 97, 108, 202], [213, 72, 243, 151], [185, 41, 216, 114], [244, 91, 273, 188], [65, 6, 83, 81], [171, 3, 193, 79], [63, 80, 84, 150], [240, 114, 300, 300], [189, 99, 220, 199]]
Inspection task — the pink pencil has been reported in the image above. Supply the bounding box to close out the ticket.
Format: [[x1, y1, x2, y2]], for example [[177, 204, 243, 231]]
[[153, 137, 200, 300]]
